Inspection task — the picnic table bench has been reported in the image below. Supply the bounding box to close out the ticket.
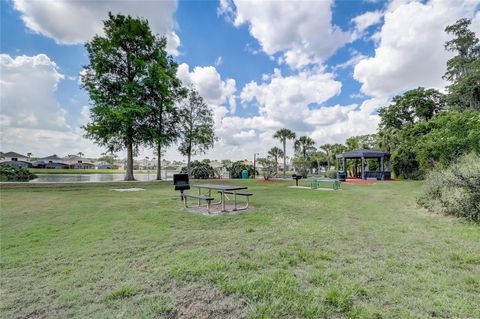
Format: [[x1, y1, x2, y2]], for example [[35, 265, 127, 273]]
[[310, 178, 341, 190], [183, 194, 215, 212], [220, 190, 253, 211]]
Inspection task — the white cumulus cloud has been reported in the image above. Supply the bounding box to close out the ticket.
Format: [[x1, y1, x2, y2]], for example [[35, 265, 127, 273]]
[[220, 0, 350, 69], [13, 0, 180, 54], [0, 54, 101, 157], [353, 0, 479, 98]]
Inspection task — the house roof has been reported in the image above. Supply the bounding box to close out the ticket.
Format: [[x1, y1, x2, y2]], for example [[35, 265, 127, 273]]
[[336, 149, 390, 159], [38, 154, 63, 161], [1, 151, 28, 158]]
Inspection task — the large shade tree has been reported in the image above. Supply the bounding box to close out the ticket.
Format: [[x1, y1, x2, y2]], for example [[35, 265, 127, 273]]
[[273, 128, 296, 176], [81, 13, 159, 180], [178, 88, 215, 177], [142, 36, 185, 180]]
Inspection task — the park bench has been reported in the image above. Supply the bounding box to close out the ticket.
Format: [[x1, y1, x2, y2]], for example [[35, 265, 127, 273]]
[[219, 190, 253, 211], [183, 193, 215, 213], [310, 178, 341, 190]]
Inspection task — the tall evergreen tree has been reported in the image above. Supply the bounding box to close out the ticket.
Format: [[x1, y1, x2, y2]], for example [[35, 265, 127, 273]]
[[443, 18, 480, 110], [81, 13, 158, 180], [178, 88, 215, 177]]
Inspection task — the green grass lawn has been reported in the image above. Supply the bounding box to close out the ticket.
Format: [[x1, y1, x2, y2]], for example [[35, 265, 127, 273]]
[[1, 180, 479, 318]]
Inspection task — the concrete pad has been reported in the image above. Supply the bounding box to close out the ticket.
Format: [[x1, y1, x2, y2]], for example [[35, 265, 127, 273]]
[[111, 188, 145, 192]]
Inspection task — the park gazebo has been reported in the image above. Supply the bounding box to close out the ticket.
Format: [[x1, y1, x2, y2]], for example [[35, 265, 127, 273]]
[[336, 149, 391, 181]]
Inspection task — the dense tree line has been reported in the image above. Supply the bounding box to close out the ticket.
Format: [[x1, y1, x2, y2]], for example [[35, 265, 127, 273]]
[[81, 13, 215, 180], [376, 18, 480, 179], [266, 19, 479, 180]]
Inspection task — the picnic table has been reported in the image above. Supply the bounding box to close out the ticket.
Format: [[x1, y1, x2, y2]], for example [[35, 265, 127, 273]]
[[191, 184, 249, 212]]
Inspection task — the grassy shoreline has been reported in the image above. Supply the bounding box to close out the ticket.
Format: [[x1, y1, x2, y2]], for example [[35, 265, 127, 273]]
[[1, 180, 479, 318]]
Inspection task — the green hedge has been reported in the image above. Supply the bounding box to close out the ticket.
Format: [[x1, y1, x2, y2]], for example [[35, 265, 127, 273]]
[[0, 164, 37, 182]]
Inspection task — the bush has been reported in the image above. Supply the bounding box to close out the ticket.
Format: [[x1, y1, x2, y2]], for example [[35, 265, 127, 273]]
[[257, 157, 276, 180], [180, 161, 214, 179], [292, 157, 310, 178], [324, 170, 337, 179], [418, 153, 480, 223], [0, 164, 37, 182], [229, 161, 256, 179]]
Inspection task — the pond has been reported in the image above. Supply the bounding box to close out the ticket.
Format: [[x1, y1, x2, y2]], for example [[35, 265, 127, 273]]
[[30, 173, 176, 183]]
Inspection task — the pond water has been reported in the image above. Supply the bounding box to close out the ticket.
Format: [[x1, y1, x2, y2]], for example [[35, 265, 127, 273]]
[[30, 173, 176, 183]]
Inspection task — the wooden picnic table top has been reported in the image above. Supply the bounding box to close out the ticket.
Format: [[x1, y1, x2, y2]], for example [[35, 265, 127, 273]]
[[191, 184, 248, 191]]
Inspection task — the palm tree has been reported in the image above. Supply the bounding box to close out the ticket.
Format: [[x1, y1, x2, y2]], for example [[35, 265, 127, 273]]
[[77, 152, 84, 158], [294, 136, 316, 159], [273, 128, 296, 177], [320, 144, 333, 170], [311, 150, 327, 174], [27, 152, 32, 159], [268, 146, 284, 176]]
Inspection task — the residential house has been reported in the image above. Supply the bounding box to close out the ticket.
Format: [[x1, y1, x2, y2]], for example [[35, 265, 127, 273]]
[[0, 151, 32, 168], [94, 161, 113, 169], [63, 155, 95, 169], [33, 155, 69, 169]]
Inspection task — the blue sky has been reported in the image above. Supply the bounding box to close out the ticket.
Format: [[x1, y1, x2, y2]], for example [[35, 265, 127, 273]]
[[1, 0, 478, 160]]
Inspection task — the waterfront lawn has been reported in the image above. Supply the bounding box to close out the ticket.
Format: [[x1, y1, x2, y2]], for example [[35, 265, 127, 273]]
[[1, 180, 479, 318]]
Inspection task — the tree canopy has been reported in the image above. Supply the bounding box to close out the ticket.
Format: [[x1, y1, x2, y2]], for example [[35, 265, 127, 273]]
[[82, 13, 161, 180]]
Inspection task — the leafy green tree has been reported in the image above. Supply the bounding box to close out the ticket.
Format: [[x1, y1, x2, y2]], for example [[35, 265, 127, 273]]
[[376, 127, 400, 153], [143, 36, 185, 180], [177, 88, 215, 177], [378, 87, 445, 131], [443, 18, 480, 110], [257, 157, 276, 180], [273, 128, 296, 177], [319, 144, 335, 170], [81, 13, 158, 180], [267, 146, 284, 176], [311, 150, 328, 174], [415, 110, 480, 169], [294, 136, 316, 159]]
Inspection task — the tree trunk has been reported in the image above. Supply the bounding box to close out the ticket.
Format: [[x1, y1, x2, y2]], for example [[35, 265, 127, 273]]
[[156, 143, 162, 180], [283, 139, 287, 177], [275, 157, 278, 176], [125, 141, 135, 181], [187, 153, 191, 178]]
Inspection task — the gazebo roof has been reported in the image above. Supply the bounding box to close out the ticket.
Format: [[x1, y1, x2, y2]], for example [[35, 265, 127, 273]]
[[336, 149, 390, 159]]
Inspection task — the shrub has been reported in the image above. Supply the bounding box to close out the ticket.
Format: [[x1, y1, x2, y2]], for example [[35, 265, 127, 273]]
[[324, 170, 337, 179], [418, 153, 480, 223], [229, 160, 255, 178], [257, 157, 276, 180], [180, 161, 214, 179], [0, 164, 37, 182]]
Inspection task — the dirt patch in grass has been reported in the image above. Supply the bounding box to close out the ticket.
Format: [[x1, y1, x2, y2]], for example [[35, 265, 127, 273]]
[[171, 282, 248, 319]]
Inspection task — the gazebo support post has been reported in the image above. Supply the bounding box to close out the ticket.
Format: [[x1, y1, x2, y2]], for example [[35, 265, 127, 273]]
[[361, 156, 365, 180], [381, 156, 384, 180]]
